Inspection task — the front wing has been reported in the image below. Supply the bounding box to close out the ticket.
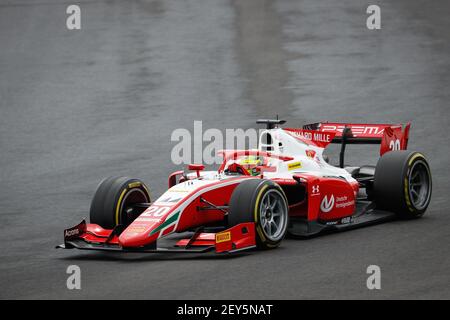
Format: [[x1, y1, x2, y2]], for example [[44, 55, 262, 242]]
[[56, 220, 257, 254]]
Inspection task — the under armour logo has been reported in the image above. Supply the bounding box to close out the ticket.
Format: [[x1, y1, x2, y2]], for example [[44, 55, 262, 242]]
[[312, 185, 320, 194], [320, 195, 334, 213]]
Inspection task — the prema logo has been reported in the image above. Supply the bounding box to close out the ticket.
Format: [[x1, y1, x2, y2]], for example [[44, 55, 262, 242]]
[[321, 125, 384, 137], [320, 195, 334, 213]]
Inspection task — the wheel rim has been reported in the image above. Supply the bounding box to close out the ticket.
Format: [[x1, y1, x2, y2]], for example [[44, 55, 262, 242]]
[[408, 160, 431, 210], [121, 189, 149, 226], [259, 189, 288, 241]]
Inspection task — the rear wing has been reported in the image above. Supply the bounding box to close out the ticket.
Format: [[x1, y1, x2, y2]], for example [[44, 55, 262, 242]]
[[302, 122, 411, 167]]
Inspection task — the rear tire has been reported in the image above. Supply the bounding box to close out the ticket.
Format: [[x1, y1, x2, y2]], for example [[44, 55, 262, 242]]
[[228, 179, 288, 249], [90, 176, 151, 229], [374, 151, 432, 218]]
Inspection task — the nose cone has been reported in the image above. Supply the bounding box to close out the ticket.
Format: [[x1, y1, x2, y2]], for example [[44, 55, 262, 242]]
[[119, 222, 159, 248], [119, 184, 189, 248]]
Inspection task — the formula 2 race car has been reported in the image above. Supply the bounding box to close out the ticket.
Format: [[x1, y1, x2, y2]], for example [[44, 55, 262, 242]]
[[57, 119, 432, 254]]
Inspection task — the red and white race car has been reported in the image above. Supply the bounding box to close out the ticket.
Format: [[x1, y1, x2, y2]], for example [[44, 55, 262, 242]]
[[58, 119, 432, 254]]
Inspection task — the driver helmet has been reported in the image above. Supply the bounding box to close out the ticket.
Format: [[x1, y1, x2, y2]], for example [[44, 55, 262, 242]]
[[239, 155, 263, 176]]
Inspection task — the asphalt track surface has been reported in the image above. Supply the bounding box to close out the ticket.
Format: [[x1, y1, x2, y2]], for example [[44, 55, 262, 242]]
[[1, 0, 449, 299]]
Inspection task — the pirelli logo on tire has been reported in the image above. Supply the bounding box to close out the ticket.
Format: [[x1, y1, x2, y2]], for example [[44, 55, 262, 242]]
[[215, 231, 231, 243], [128, 181, 142, 189]]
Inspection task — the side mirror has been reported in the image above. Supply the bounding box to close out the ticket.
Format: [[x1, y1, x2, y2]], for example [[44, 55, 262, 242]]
[[188, 164, 205, 177], [188, 164, 205, 171]]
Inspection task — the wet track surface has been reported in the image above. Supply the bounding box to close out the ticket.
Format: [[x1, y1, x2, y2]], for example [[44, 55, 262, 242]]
[[0, 0, 449, 299]]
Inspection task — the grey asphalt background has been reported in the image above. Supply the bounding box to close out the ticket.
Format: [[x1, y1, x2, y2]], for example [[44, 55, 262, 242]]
[[0, 0, 449, 299]]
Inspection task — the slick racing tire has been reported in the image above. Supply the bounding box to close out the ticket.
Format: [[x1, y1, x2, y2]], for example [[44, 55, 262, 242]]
[[90, 176, 151, 229], [374, 151, 432, 218], [228, 179, 289, 249]]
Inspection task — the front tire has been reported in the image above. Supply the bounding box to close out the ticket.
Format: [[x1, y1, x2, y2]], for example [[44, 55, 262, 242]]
[[228, 179, 289, 249], [90, 176, 151, 229], [374, 151, 432, 218]]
